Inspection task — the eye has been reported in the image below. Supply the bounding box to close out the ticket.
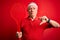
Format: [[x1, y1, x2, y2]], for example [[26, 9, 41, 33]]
[[28, 8, 32, 10]]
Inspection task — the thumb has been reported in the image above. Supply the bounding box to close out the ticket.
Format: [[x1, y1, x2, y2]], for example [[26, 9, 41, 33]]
[[40, 21, 46, 25]]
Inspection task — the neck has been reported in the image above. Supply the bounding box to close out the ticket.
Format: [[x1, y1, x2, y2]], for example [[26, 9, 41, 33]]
[[29, 16, 36, 21]]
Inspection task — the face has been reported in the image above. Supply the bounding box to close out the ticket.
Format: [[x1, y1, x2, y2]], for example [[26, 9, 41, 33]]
[[28, 5, 38, 17]]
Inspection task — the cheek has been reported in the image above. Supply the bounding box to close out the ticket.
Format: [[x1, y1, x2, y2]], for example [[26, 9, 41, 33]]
[[34, 10, 37, 13], [28, 10, 31, 12], [28, 11, 30, 14]]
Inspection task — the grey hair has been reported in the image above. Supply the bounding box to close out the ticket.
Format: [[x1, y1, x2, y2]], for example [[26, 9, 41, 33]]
[[28, 2, 38, 9]]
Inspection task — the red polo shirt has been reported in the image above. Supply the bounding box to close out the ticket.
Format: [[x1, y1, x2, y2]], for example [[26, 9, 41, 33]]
[[20, 17, 52, 40]]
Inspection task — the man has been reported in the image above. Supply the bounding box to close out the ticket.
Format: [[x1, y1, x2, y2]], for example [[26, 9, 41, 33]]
[[16, 2, 60, 40]]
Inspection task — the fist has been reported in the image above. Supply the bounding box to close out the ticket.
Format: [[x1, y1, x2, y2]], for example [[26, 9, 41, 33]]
[[16, 32, 22, 38], [39, 16, 49, 25]]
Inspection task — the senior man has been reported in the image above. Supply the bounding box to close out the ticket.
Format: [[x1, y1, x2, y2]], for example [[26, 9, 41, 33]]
[[16, 2, 60, 40]]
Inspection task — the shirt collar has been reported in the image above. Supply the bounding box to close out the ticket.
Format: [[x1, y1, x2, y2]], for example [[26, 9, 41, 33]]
[[27, 16, 38, 21]]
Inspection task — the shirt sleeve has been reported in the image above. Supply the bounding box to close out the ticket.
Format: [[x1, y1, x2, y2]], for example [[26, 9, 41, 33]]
[[40, 22, 53, 29], [47, 23, 53, 28], [20, 19, 24, 32]]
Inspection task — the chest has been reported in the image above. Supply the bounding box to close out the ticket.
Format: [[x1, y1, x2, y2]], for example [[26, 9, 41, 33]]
[[22, 20, 42, 32]]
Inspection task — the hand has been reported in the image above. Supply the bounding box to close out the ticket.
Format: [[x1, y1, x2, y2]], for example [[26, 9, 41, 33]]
[[16, 32, 22, 38], [39, 16, 49, 25]]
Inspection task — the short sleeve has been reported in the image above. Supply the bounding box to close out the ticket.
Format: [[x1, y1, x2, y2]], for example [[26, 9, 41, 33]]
[[20, 18, 25, 32], [40, 22, 53, 29]]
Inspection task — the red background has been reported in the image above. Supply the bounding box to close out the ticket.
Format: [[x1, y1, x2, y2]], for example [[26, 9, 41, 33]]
[[1, 0, 60, 40]]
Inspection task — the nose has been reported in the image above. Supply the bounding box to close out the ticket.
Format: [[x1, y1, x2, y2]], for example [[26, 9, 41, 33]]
[[31, 10, 33, 12], [31, 9, 33, 12]]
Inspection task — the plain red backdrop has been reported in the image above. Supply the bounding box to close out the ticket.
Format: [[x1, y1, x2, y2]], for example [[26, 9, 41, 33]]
[[0, 0, 60, 40]]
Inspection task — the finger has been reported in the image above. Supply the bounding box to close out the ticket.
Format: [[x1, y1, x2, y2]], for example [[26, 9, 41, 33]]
[[38, 17, 43, 21], [40, 21, 46, 25], [40, 22, 43, 25]]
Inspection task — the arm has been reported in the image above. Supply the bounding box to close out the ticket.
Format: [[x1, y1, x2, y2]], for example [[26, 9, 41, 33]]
[[16, 19, 23, 38], [49, 20, 60, 27], [39, 16, 60, 27]]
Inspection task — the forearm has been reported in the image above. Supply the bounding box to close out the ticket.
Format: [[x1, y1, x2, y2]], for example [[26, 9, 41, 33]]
[[49, 20, 60, 27]]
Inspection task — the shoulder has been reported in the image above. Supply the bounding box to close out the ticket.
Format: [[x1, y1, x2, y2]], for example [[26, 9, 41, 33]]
[[21, 17, 28, 23]]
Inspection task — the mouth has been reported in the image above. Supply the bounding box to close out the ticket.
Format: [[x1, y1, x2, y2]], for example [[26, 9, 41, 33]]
[[31, 12, 34, 14]]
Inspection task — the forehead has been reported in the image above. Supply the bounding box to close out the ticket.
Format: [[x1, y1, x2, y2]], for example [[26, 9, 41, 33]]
[[29, 5, 37, 8], [28, 5, 38, 10]]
